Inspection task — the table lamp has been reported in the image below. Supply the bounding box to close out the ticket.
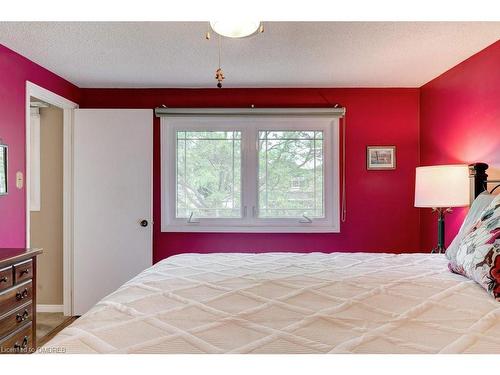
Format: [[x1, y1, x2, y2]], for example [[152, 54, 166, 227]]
[[415, 164, 470, 253]]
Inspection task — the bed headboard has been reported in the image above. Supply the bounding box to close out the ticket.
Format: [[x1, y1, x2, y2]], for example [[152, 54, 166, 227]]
[[469, 162, 500, 202]]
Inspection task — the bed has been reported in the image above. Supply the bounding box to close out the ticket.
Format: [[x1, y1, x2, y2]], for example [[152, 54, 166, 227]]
[[44, 252, 500, 354], [43, 163, 500, 354]]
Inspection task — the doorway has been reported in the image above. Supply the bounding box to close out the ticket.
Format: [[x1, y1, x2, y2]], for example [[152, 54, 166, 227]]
[[25, 82, 78, 344]]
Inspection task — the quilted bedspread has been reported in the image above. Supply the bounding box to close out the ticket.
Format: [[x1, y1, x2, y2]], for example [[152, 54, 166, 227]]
[[44, 253, 500, 353]]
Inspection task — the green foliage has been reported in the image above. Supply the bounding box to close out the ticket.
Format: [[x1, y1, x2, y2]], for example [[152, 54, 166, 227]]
[[259, 131, 324, 218], [176, 131, 241, 218], [175, 130, 324, 220]]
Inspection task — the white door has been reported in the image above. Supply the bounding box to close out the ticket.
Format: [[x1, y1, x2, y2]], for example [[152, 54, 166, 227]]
[[73, 109, 153, 315]]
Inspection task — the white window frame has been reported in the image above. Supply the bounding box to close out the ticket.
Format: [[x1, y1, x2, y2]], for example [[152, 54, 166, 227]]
[[161, 115, 340, 233]]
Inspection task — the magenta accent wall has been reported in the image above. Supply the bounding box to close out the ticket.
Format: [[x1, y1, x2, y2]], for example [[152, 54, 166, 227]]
[[420, 40, 500, 251], [0, 45, 80, 247], [79, 88, 421, 262]]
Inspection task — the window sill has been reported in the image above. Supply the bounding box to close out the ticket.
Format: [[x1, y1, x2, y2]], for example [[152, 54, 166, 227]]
[[161, 225, 340, 233]]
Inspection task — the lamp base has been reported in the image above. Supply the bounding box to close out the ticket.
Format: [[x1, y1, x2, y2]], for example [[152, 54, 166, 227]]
[[431, 207, 452, 254], [431, 245, 446, 254]]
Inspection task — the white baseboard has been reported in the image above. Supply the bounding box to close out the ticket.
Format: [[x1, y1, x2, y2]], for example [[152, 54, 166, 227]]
[[37, 304, 64, 313]]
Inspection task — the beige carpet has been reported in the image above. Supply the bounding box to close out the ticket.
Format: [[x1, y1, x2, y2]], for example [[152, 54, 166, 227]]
[[37, 312, 68, 341]]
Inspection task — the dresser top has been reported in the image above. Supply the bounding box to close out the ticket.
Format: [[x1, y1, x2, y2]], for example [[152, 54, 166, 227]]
[[0, 248, 43, 268]]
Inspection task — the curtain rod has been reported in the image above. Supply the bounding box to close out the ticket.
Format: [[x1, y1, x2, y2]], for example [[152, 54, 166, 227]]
[[155, 107, 346, 117]]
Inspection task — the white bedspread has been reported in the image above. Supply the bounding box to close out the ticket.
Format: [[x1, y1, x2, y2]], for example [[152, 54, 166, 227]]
[[44, 253, 500, 353]]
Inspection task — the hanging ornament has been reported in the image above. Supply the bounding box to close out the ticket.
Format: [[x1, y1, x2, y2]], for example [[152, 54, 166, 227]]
[[215, 68, 225, 88], [215, 35, 224, 88]]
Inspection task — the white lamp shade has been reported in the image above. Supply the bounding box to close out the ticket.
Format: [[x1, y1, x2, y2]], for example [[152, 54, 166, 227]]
[[415, 164, 470, 208]]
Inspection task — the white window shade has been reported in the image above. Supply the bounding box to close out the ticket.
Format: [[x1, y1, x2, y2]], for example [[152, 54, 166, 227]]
[[415, 164, 470, 208]]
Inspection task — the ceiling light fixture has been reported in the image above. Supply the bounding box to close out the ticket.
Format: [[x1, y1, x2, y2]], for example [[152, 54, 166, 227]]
[[209, 21, 263, 38], [206, 21, 264, 88]]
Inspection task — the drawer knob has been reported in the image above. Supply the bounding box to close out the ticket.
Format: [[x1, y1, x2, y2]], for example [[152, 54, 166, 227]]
[[16, 288, 29, 300], [14, 336, 29, 350], [20, 269, 30, 276], [0, 276, 7, 283], [16, 310, 29, 322]]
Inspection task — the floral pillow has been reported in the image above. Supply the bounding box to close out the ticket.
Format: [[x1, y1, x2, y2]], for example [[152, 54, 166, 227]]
[[449, 194, 500, 299], [446, 192, 494, 263]]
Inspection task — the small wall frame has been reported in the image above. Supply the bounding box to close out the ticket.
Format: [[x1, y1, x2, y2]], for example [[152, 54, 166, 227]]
[[366, 146, 396, 170]]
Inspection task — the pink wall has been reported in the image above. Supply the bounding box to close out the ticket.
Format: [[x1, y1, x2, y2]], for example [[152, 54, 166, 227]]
[[0, 45, 80, 247], [79, 88, 421, 262], [420, 40, 500, 251], [2, 39, 497, 260], [0, 42, 422, 258]]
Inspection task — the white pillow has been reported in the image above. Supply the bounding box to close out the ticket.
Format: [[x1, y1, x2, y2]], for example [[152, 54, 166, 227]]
[[446, 191, 495, 262]]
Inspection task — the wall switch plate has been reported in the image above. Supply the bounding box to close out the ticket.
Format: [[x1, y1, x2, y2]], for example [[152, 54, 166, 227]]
[[16, 171, 23, 189]]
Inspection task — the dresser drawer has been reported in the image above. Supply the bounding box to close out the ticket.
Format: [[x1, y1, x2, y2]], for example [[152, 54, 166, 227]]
[[0, 266, 13, 292], [0, 303, 32, 338], [0, 323, 32, 354], [0, 281, 32, 315], [13, 260, 33, 284]]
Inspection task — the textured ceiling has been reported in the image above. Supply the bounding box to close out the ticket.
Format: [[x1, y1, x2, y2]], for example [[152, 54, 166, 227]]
[[0, 22, 498, 88]]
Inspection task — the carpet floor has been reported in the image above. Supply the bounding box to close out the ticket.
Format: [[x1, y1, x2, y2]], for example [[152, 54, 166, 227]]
[[36, 312, 70, 341]]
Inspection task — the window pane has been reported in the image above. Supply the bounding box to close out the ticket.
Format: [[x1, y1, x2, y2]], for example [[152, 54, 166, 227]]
[[176, 131, 241, 218], [258, 130, 324, 218]]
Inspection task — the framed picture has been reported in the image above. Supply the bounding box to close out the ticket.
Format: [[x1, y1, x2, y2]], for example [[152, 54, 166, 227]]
[[0, 144, 7, 195], [366, 146, 396, 170]]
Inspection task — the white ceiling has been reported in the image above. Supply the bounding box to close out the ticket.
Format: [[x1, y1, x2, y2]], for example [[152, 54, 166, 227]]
[[0, 22, 498, 88]]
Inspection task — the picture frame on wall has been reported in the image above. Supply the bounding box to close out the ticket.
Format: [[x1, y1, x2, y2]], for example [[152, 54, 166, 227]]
[[0, 143, 7, 195], [366, 146, 396, 170]]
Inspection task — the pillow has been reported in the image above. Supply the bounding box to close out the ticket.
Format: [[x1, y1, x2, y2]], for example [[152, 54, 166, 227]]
[[449, 194, 500, 299], [446, 192, 495, 262]]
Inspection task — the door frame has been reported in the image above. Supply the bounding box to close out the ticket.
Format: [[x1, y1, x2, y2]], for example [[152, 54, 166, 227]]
[[25, 81, 78, 316]]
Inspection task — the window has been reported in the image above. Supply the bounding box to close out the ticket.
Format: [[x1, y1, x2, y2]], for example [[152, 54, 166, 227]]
[[176, 131, 241, 219], [259, 130, 324, 219], [161, 115, 339, 232]]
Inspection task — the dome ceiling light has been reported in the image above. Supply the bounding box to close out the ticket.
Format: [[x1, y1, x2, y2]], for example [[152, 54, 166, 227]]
[[209, 21, 263, 38], [205, 21, 264, 88]]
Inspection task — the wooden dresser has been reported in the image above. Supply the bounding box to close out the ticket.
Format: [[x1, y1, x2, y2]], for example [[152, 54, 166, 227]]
[[0, 248, 42, 354]]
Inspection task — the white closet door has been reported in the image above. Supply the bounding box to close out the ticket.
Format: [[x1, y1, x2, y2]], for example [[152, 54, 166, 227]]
[[73, 109, 153, 315]]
